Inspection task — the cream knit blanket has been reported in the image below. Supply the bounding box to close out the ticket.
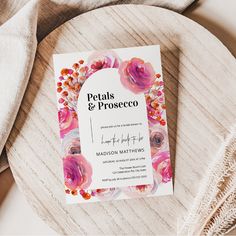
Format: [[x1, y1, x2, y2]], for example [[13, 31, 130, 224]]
[[178, 126, 236, 235]]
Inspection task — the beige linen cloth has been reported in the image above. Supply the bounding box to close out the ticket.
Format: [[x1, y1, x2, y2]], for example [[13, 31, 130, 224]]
[[0, 0, 235, 235]]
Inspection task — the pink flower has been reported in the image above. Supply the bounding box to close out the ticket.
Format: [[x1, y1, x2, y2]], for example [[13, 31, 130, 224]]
[[150, 127, 168, 156], [152, 151, 172, 183], [58, 108, 78, 138], [62, 129, 81, 155], [91, 188, 121, 200], [122, 180, 157, 197], [119, 58, 155, 94], [87, 50, 121, 77], [63, 154, 92, 190]]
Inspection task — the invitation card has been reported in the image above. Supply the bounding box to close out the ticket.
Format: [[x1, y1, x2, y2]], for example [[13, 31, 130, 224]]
[[53, 45, 173, 204]]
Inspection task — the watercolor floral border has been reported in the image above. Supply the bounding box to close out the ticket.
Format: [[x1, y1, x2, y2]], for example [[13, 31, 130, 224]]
[[55, 50, 172, 201]]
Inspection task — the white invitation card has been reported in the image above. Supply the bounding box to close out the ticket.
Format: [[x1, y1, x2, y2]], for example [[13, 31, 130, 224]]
[[53, 45, 173, 204]]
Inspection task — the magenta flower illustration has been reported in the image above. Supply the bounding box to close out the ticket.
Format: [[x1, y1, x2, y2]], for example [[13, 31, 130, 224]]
[[63, 154, 92, 190], [58, 108, 78, 138], [118, 57, 155, 94], [86, 50, 121, 77], [152, 151, 172, 183], [62, 128, 81, 155]]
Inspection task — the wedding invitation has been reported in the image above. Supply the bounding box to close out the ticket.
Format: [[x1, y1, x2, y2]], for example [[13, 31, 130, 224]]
[[53, 45, 173, 204]]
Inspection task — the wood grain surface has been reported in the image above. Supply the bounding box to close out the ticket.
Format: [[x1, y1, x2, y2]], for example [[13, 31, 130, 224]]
[[6, 5, 236, 235]]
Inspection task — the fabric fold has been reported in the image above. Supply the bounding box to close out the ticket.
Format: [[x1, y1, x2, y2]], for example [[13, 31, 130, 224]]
[[0, 0, 38, 168], [178, 126, 236, 235]]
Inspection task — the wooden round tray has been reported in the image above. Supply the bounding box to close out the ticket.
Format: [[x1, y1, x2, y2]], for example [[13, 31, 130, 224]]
[[6, 5, 236, 235]]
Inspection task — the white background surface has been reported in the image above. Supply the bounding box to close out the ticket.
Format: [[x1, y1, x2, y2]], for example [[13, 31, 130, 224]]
[[1, 0, 236, 235]]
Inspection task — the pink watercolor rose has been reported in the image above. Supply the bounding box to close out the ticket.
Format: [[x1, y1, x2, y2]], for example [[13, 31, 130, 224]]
[[149, 126, 168, 156], [58, 108, 78, 138], [87, 50, 121, 77], [63, 154, 92, 190], [62, 128, 81, 155], [152, 151, 172, 183], [118, 57, 155, 94], [91, 188, 121, 201]]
